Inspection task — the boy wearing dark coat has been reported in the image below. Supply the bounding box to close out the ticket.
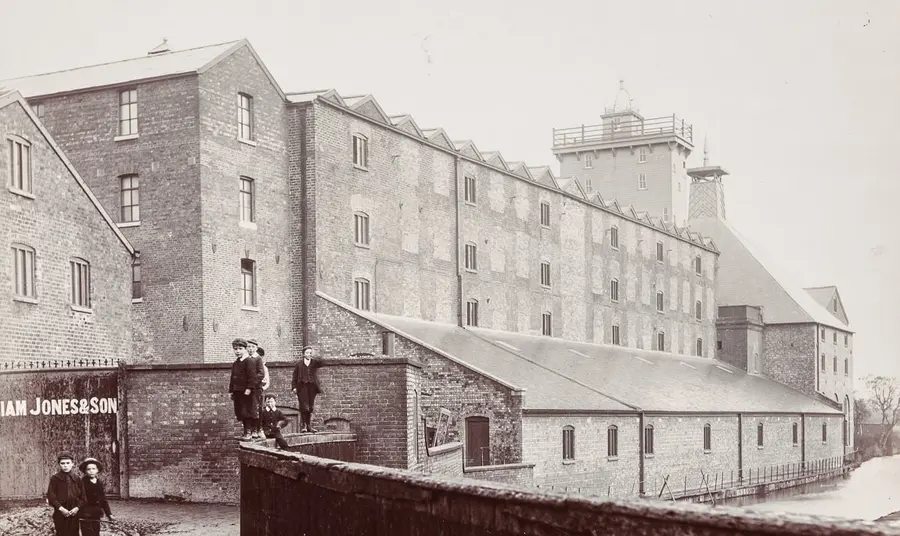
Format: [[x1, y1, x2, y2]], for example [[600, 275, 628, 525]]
[[46, 452, 83, 536], [260, 394, 290, 449], [292, 345, 323, 433], [229, 338, 265, 440], [78, 457, 112, 536]]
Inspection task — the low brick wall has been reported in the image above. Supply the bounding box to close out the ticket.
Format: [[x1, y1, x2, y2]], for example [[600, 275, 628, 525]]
[[421, 441, 463, 477], [239, 444, 900, 536], [464, 462, 535, 488]]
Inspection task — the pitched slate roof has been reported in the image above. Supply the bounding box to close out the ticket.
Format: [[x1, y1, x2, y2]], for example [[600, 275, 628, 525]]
[[0, 39, 284, 99], [318, 293, 840, 415], [688, 217, 851, 331], [0, 90, 134, 255]]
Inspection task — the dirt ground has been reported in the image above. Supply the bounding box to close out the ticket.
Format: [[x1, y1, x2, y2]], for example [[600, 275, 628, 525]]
[[0, 499, 239, 536]]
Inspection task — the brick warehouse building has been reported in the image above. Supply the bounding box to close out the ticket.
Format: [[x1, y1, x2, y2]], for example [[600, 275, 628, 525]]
[[0, 88, 134, 365], [0, 40, 855, 501]]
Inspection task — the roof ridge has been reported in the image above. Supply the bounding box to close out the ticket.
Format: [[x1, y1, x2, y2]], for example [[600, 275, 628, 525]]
[[2, 39, 243, 83]]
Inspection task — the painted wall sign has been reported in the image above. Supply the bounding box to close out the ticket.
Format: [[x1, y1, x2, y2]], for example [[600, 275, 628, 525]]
[[0, 396, 118, 417]]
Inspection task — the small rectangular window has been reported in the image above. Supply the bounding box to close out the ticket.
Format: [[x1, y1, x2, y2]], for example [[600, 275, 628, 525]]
[[610, 226, 619, 249], [464, 243, 477, 271], [821, 328, 826, 340], [656, 291, 664, 312], [822, 422, 827, 443], [586, 178, 592, 190], [70, 259, 91, 308], [542, 312, 552, 336], [352, 134, 369, 168], [656, 331, 665, 351], [639, 147, 647, 163], [844, 334, 848, 347], [584, 153, 593, 169], [703, 424, 712, 451], [562, 426, 575, 460], [717, 340, 723, 350], [466, 300, 478, 327], [638, 173, 647, 190], [757, 423, 764, 447], [119, 89, 138, 136], [12, 245, 36, 299], [610, 279, 619, 302], [643, 425, 654, 455], [833, 331, 837, 344], [833, 355, 838, 373], [694, 256, 702, 275], [354, 278, 371, 310], [540, 262, 551, 287], [844, 358, 849, 376], [132, 260, 142, 300], [240, 177, 255, 223], [792, 423, 799, 445], [696, 338, 703, 357], [8, 137, 32, 194], [354, 212, 370, 246], [31, 102, 44, 118], [821, 353, 826, 371], [241, 258, 256, 307], [662, 207, 669, 222], [238, 93, 253, 140], [540, 202, 550, 227], [656, 241, 664, 262], [695, 300, 702, 321], [611, 324, 620, 345], [120, 175, 140, 223], [464, 175, 476, 204], [607, 426, 618, 457]]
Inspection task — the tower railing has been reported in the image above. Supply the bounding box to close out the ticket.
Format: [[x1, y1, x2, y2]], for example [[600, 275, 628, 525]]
[[553, 115, 693, 148]]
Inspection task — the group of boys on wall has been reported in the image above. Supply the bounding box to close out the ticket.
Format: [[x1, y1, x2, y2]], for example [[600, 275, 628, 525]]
[[228, 338, 323, 448]]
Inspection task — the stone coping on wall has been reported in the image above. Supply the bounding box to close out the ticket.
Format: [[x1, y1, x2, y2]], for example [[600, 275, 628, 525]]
[[427, 441, 462, 456], [122, 357, 421, 371], [239, 443, 900, 535], [463, 462, 536, 474]]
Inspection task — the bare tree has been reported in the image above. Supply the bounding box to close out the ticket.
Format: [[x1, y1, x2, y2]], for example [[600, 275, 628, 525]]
[[864, 375, 900, 453]]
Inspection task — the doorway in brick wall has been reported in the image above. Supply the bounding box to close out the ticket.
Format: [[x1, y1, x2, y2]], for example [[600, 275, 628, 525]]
[[465, 416, 490, 467]]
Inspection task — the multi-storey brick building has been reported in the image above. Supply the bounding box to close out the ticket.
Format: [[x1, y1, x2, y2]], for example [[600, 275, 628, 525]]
[[0, 88, 133, 364]]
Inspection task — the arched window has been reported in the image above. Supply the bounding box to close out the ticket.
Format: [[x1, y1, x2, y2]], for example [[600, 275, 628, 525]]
[[607, 425, 619, 457], [70, 257, 91, 308], [542, 311, 552, 336], [353, 212, 370, 246], [11, 244, 36, 299], [643, 424, 654, 455], [562, 425, 575, 460], [353, 278, 371, 310], [703, 423, 712, 451]]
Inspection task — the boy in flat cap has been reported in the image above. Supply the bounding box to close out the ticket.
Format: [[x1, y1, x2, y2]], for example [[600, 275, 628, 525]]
[[78, 457, 112, 536], [46, 452, 83, 536], [246, 339, 267, 439], [292, 345, 323, 433], [229, 338, 264, 440]]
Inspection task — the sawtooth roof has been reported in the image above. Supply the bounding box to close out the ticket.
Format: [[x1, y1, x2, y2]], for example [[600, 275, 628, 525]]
[[319, 293, 841, 415], [688, 217, 851, 331]]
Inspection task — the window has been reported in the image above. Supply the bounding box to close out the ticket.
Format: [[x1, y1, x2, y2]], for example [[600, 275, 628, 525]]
[[610, 226, 619, 249], [694, 256, 702, 275], [656, 330, 665, 351], [607, 425, 618, 457], [656, 291, 664, 312], [131, 259, 142, 300], [464, 242, 477, 271], [832, 298, 838, 313], [12, 245, 36, 299], [238, 93, 253, 141], [833, 355, 837, 373], [844, 334, 848, 347], [31, 102, 44, 118], [663, 208, 669, 222], [562, 426, 575, 460], [542, 312, 552, 336], [820, 353, 826, 371], [610, 279, 619, 302], [586, 178, 592, 190], [466, 299, 478, 327], [822, 422, 827, 443], [844, 358, 849, 376], [540, 261, 551, 287], [464, 175, 476, 204], [120, 175, 140, 223], [540, 202, 550, 227], [792, 423, 799, 445], [821, 328, 826, 340], [611, 324, 621, 345], [656, 241, 664, 262], [465, 416, 490, 467], [695, 300, 702, 320], [352, 133, 369, 168], [717, 340, 723, 350], [70, 258, 91, 308], [639, 148, 647, 163], [696, 338, 703, 357], [354, 212, 370, 246], [118, 89, 138, 136], [643, 425, 654, 455], [638, 173, 647, 190], [584, 153, 593, 169], [703, 423, 712, 451], [353, 278, 370, 310], [8, 136, 32, 194], [240, 177, 255, 223], [241, 258, 256, 307], [757, 423, 764, 447]]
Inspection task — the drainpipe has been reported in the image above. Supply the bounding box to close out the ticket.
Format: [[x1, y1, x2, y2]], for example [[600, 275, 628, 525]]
[[737, 413, 743, 483], [801, 413, 807, 468], [638, 412, 645, 496], [815, 324, 820, 392], [454, 155, 463, 327]]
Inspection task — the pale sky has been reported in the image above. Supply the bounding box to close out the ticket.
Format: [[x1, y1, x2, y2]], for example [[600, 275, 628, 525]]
[[2, 0, 898, 385]]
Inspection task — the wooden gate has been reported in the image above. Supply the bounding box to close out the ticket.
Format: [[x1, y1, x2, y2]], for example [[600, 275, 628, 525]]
[[0, 368, 121, 498]]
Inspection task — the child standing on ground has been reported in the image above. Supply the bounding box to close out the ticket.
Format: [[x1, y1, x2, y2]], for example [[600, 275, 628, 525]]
[[46, 452, 83, 536], [78, 457, 112, 536]]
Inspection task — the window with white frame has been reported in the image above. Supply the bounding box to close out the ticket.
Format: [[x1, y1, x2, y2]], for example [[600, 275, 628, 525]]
[[352, 133, 368, 168], [639, 147, 647, 163], [241, 258, 256, 307], [540, 261, 551, 287], [464, 175, 476, 204], [607, 425, 618, 457], [541, 312, 552, 336], [118, 89, 138, 136], [466, 299, 478, 327], [120, 175, 140, 223], [8, 136, 32, 194], [12, 244, 36, 299], [584, 153, 593, 169], [611, 323, 621, 345], [610, 226, 619, 249], [354, 278, 370, 310], [70, 258, 91, 308], [238, 93, 253, 141], [638, 173, 647, 190], [656, 241, 664, 262], [562, 425, 575, 460], [540, 202, 550, 227], [240, 177, 255, 223], [644, 425, 654, 455], [464, 242, 477, 271], [354, 212, 370, 246], [610, 278, 619, 302], [656, 291, 664, 312], [132, 259, 142, 300]]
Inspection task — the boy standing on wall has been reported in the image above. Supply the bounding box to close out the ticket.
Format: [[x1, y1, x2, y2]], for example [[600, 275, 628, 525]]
[[229, 338, 264, 440], [292, 345, 323, 433]]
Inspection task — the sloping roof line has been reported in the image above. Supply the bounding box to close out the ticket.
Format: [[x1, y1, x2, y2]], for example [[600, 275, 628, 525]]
[[0, 90, 134, 256], [315, 291, 524, 393]]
